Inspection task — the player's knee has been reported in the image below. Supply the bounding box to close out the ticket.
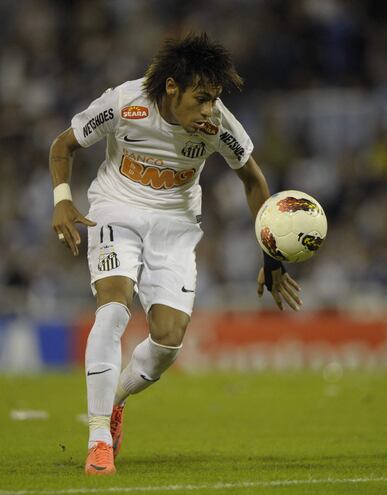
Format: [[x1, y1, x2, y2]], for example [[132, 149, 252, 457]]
[[153, 328, 185, 347], [95, 277, 134, 310], [87, 302, 130, 348], [149, 309, 189, 347], [97, 289, 131, 310]]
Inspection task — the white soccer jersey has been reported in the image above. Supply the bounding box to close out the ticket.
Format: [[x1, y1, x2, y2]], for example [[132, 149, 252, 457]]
[[71, 78, 254, 221]]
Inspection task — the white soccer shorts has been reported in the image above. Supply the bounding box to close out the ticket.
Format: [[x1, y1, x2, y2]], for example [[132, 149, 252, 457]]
[[87, 202, 203, 316]]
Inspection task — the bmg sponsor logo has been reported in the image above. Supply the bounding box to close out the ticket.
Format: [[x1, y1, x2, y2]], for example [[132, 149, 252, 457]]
[[120, 154, 196, 190]]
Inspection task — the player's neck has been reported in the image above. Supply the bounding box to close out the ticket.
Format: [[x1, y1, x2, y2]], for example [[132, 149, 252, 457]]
[[157, 96, 178, 126]]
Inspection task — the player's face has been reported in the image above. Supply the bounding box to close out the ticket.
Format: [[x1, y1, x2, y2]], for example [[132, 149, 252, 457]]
[[165, 78, 222, 133]]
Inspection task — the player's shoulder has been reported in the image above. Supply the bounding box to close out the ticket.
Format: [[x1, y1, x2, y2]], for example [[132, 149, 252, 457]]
[[116, 78, 147, 103], [91, 79, 145, 107], [214, 98, 249, 136], [113, 78, 151, 120], [118, 77, 144, 93], [213, 98, 237, 123]]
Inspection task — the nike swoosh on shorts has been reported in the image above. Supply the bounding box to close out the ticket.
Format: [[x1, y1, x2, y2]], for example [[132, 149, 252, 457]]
[[123, 136, 145, 142], [181, 286, 195, 293]]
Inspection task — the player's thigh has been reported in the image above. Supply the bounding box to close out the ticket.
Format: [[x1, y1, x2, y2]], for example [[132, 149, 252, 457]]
[[87, 204, 144, 306], [138, 217, 203, 318], [95, 275, 135, 310], [148, 304, 190, 347]]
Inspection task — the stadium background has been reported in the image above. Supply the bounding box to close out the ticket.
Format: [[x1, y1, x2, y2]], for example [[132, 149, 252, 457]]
[[0, 0, 386, 372]]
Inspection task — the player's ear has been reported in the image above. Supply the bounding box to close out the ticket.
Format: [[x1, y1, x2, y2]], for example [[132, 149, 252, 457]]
[[166, 78, 178, 96]]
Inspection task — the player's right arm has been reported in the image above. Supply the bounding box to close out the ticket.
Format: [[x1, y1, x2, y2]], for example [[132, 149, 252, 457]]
[[50, 86, 120, 255], [49, 128, 96, 256]]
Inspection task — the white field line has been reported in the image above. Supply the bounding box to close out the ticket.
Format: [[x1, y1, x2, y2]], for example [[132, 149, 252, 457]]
[[1, 477, 387, 495]]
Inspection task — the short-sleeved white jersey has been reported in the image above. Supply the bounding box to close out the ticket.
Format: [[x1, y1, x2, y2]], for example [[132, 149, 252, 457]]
[[71, 78, 253, 221]]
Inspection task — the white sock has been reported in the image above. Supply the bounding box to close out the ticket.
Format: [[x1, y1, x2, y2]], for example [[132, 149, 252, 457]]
[[114, 335, 182, 405], [88, 416, 111, 448], [85, 302, 130, 448]]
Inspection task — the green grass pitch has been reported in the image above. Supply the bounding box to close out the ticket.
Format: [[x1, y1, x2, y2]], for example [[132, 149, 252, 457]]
[[1, 370, 387, 494]]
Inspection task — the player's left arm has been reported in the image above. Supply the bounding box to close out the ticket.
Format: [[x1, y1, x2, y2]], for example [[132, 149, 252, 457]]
[[235, 155, 302, 311]]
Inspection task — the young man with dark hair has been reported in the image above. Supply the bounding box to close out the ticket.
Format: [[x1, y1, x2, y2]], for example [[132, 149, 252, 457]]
[[49, 33, 301, 475]]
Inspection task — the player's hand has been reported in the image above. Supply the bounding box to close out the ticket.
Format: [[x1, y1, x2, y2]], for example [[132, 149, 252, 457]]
[[52, 200, 96, 256], [257, 267, 302, 311]]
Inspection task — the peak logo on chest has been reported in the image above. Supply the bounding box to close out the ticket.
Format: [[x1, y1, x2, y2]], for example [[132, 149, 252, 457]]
[[121, 106, 149, 119]]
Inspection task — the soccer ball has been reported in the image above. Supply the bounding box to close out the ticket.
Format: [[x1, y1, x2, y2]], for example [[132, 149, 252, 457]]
[[255, 190, 328, 263]]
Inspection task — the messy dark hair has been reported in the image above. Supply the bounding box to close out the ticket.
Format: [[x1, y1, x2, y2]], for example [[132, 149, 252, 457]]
[[143, 33, 243, 102]]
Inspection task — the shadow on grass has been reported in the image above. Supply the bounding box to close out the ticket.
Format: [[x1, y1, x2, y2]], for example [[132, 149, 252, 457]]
[[116, 451, 387, 474]]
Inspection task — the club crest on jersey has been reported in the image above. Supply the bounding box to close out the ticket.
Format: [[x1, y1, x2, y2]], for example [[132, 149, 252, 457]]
[[98, 251, 120, 271], [182, 141, 206, 159], [121, 106, 149, 119]]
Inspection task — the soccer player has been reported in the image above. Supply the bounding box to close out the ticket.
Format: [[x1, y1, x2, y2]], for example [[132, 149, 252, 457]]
[[49, 33, 301, 475]]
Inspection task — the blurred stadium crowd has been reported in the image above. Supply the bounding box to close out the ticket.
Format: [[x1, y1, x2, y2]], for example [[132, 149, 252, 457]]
[[0, 0, 386, 317]]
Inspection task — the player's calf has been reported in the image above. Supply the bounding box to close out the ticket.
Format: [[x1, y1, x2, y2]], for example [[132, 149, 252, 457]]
[[114, 335, 182, 403], [112, 306, 187, 457], [112, 336, 181, 458], [86, 302, 130, 449]]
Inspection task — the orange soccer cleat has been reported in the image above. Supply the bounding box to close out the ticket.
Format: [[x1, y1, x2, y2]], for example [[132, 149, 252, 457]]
[[85, 441, 116, 476], [110, 404, 125, 458]]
